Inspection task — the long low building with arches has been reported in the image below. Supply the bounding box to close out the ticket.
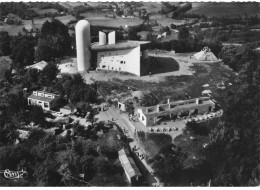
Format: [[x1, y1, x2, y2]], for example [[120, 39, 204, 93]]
[[137, 97, 215, 127]]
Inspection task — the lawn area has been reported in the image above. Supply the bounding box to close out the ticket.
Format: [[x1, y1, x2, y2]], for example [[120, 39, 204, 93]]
[[0, 56, 12, 80], [188, 2, 260, 17]]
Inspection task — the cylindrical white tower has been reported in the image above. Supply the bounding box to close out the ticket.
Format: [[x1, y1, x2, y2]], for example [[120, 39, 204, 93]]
[[99, 31, 106, 45], [75, 20, 91, 72]]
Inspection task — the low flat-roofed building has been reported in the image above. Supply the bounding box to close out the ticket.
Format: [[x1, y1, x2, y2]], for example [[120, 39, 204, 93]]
[[118, 148, 142, 185], [137, 97, 215, 127], [28, 91, 60, 111], [26, 61, 48, 71]]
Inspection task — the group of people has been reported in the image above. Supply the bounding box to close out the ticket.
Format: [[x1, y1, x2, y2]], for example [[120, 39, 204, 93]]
[[132, 145, 148, 161]]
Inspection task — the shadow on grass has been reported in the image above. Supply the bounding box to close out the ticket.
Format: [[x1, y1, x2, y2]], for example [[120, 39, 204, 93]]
[[141, 56, 179, 76]]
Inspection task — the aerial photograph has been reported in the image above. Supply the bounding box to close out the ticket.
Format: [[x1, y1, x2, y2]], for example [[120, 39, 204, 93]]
[[0, 0, 259, 187]]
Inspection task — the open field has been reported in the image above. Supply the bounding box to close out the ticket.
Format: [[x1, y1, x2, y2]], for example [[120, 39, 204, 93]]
[[140, 2, 162, 14], [58, 2, 85, 9], [80, 12, 143, 27], [0, 15, 75, 36], [30, 8, 59, 15], [150, 14, 186, 26], [0, 56, 12, 80], [188, 2, 260, 17]]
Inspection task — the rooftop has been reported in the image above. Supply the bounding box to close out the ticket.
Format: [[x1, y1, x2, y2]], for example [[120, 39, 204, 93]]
[[118, 149, 141, 178], [26, 61, 48, 70], [91, 40, 150, 51], [28, 94, 56, 103], [140, 97, 215, 117]]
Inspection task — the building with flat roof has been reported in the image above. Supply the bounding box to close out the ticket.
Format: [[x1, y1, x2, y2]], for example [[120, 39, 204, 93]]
[[137, 97, 215, 127], [118, 148, 142, 185], [26, 61, 48, 71], [28, 91, 60, 111]]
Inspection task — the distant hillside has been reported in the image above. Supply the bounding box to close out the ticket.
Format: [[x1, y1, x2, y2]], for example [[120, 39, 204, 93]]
[[58, 2, 85, 10], [139, 2, 179, 14], [188, 2, 260, 17]]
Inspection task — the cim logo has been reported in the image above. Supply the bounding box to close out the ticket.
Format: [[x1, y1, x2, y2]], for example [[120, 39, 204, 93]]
[[0, 169, 27, 179]]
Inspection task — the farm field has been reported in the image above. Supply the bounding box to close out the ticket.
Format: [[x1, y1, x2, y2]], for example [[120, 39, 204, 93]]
[[139, 2, 163, 14], [58, 2, 85, 9], [89, 17, 143, 27], [30, 8, 59, 15], [80, 12, 143, 27], [150, 14, 186, 27], [188, 2, 260, 17], [0, 15, 75, 36]]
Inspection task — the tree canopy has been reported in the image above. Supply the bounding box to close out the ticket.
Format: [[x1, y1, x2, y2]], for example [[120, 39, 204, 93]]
[[206, 48, 260, 186], [35, 19, 72, 62]]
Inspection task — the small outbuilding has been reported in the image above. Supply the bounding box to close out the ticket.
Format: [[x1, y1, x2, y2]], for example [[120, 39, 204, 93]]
[[26, 60, 48, 71], [193, 47, 219, 61], [60, 104, 75, 115], [118, 148, 142, 185]]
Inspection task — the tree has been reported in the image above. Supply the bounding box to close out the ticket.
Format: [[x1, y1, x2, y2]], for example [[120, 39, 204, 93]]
[[219, 45, 257, 72], [86, 108, 98, 128], [23, 68, 39, 87], [35, 19, 72, 61], [125, 102, 134, 115], [11, 34, 36, 68], [164, 26, 171, 35], [28, 105, 45, 126], [0, 123, 19, 146], [185, 121, 210, 136], [128, 27, 141, 41], [178, 26, 190, 41], [170, 24, 177, 29], [152, 144, 186, 185], [34, 39, 54, 62], [3, 69, 12, 83], [40, 62, 60, 85], [0, 31, 11, 56], [206, 48, 260, 186]]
